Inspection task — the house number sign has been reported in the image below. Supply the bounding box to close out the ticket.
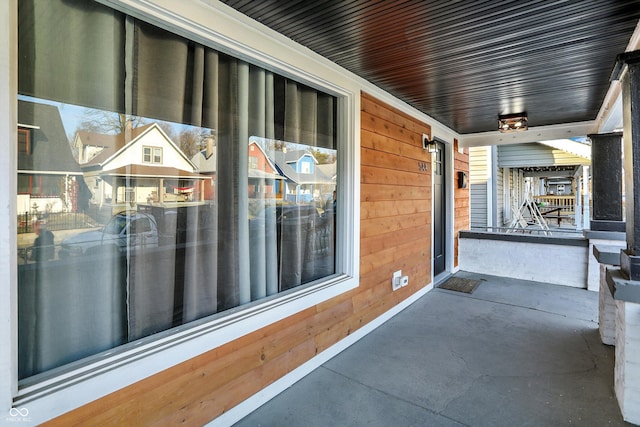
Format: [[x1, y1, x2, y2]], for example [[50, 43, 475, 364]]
[[418, 161, 428, 172]]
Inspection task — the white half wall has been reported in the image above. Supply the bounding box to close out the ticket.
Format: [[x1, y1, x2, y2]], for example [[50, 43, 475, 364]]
[[459, 232, 588, 288]]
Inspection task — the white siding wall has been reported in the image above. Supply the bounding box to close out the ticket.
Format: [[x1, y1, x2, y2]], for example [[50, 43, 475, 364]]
[[510, 168, 525, 207], [496, 166, 504, 227], [470, 146, 489, 229], [502, 167, 511, 226], [498, 142, 589, 168]]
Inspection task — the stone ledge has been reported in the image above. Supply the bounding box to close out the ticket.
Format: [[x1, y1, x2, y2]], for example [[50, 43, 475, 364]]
[[594, 245, 623, 266], [459, 230, 588, 247], [583, 230, 626, 241], [606, 268, 640, 303]]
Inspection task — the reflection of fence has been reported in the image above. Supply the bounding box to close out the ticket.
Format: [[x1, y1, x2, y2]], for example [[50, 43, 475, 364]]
[[533, 195, 575, 215], [17, 212, 98, 234], [311, 216, 335, 256]]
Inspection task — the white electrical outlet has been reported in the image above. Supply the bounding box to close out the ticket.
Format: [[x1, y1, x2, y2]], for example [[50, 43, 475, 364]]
[[400, 275, 409, 287], [392, 270, 402, 291]]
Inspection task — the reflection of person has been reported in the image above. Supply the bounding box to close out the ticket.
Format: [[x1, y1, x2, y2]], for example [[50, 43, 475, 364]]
[[325, 190, 337, 213], [30, 220, 55, 262]]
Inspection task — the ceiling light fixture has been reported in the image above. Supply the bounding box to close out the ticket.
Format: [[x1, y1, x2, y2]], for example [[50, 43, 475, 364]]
[[498, 113, 528, 132]]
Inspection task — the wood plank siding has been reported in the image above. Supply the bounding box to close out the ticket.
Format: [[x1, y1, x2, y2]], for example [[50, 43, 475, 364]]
[[44, 92, 468, 426], [453, 140, 470, 267]]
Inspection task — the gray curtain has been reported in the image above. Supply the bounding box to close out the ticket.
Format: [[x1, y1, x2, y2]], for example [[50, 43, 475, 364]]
[[17, 0, 335, 379]]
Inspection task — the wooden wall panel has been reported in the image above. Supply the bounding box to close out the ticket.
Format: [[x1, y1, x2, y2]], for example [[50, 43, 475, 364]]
[[45, 92, 440, 426], [453, 139, 470, 267]]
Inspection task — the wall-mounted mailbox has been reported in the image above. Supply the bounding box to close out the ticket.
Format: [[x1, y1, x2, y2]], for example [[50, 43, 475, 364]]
[[457, 171, 468, 189]]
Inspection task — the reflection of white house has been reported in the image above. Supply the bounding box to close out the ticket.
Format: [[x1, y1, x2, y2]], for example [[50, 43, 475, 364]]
[[469, 139, 591, 230], [76, 123, 209, 210]]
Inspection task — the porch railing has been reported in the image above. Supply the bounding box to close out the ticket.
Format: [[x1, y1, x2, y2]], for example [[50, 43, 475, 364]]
[[533, 195, 575, 215]]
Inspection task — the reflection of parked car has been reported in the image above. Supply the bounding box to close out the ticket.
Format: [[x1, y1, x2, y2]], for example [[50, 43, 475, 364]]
[[277, 205, 322, 228], [251, 204, 322, 229], [59, 212, 159, 257]]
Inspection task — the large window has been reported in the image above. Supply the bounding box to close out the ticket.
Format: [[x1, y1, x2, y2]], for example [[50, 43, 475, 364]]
[[17, 0, 339, 382]]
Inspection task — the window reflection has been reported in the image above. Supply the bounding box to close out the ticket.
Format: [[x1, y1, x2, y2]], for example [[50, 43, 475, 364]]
[[17, 99, 337, 379], [17, 0, 339, 380]]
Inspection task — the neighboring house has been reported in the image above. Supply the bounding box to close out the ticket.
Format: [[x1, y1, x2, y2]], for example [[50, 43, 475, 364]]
[[189, 139, 283, 201], [271, 149, 335, 203], [469, 140, 591, 230], [247, 140, 281, 198], [189, 136, 217, 200], [17, 100, 85, 215], [317, 161, 337, 206], [76, 123, 209, 210]]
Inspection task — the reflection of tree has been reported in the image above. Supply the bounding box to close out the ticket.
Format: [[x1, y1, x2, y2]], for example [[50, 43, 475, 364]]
[[269, 140, 286, 151], [156, 121, 177, 142], [78, 110, 147, 134], [76, 109, 211, 158], [180, 128, 207, 158], [311, 148, 335, 164]]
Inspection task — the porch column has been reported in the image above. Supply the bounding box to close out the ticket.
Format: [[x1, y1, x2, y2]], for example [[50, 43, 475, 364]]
[[589, 132, 624, 231], [606, 50, 640, 425], [574, 167, 582, 231], [618, 51, 640, 278], [585, 134, 625, 291], [582, 165, 590, 230]]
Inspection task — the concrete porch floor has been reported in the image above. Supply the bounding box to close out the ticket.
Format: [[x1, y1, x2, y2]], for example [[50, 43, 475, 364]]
[[235, 272, 631, 426]]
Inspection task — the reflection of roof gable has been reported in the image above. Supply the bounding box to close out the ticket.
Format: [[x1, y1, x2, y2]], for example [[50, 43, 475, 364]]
[[272, 151, 300, 182], [249, 141, 279, 173], [79, 123, 197, 171], [305, 166, 332, 184], [17, 100, 81, 174], [317, 163, 337, 180], [271, 150, 333, 185], [79, 123, 154, 166], [191, 150, 217, 174], [285, 150, 318, 165]]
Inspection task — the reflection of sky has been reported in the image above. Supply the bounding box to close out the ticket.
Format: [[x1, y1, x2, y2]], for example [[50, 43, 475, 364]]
[[569, 136, 589, 144], [18, 94, 200, 143], [251, 135, 337, 157], [18, 95, 339, 156], [19, 95, 86, 139]]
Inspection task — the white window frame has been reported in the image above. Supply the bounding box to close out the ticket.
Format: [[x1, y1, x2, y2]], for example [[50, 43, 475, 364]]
[[143, 146, 162, 164], [1, 0, 361, 423], [153, 147, 162, 164]]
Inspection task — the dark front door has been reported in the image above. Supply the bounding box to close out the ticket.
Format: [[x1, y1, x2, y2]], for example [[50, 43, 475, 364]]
[[433, 142, 446, 276]]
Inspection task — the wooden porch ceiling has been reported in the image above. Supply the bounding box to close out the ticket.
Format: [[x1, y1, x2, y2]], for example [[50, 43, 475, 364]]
[[219, 0, 640, 135]]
